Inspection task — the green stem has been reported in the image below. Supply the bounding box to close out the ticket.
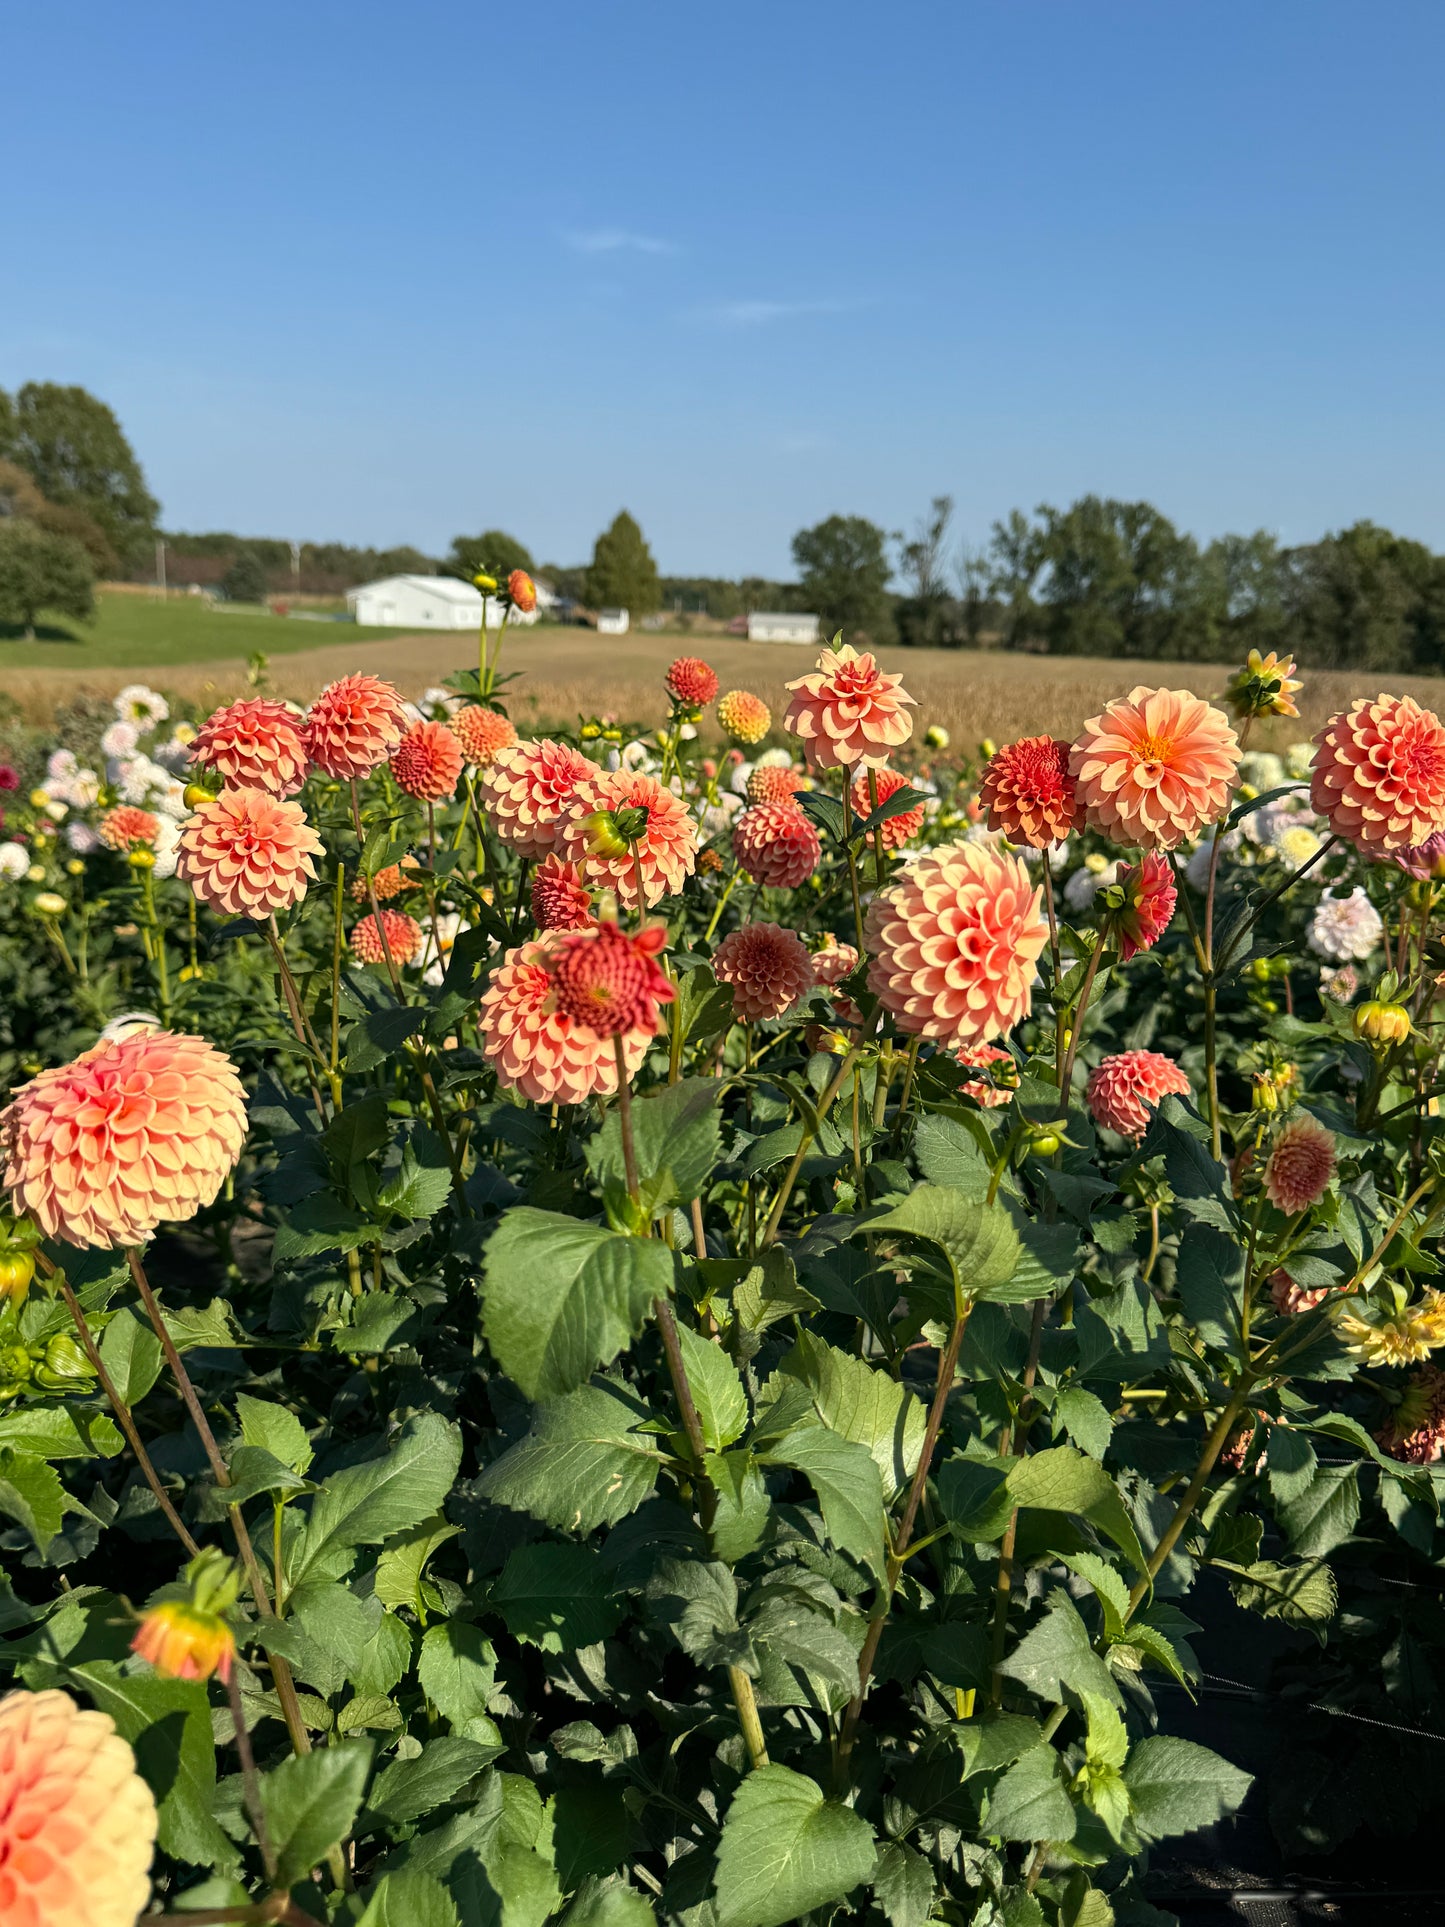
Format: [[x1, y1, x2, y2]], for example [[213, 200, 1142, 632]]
[[840, 780, 866, 954]]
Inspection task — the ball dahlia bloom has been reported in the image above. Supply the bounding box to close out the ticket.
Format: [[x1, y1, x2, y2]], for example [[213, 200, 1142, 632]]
[[714, 922, 815, 1022], [0, 1688, 157, 1927], [351, 855, 420, 901], [955, 1041, 1017, 1109], [477, 739, 600, 858], [746, 763, 804, 807], [1263, 1114, 1336, 1215], [351, 909, 424, 967], [849, 767, 925, 849], [864, 841, 1048, 1047], [0, 1029, 246, 1248], [665, 657, 720, 708], [1310, 694, 1445, 855], [507, 568, 537, 613], [478, 940, 647, 1105], [1071, 687, 1241, 850], [980, 736, 1080, 849], [1391, 829, 1445, 881], [555, 770, 700, 909], [717, 690, 772, 746], [1307, 887, 1383, 962], [1086, 1050, 1191, 1140], [532, 853, 594, 931], [177, 787, 322, 918], [189, 697, 308, 796], [453, 705, 518, 768], [98, 805, 159, 852], [784, 643, 916, 770], [809, 935, 860, 985], [732, 801, 822, 888], [390, 720, 463, 802], [1114, 850, 1177, 960], [549, 919, 675, 1038], [303, 673, 408, 781], [1269, 1266, 1330, 1316], [1376, 1366, 1445, 1465]]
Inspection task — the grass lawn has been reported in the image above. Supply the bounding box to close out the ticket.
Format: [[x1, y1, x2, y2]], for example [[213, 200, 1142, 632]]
[[0, 592, 410, 670]]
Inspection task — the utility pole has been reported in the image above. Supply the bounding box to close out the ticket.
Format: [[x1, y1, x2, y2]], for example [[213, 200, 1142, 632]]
[[290, 540, 301, 597], [155, 537, 167, 600]]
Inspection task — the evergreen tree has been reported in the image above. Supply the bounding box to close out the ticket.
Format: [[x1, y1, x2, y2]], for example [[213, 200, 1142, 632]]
[[584, 511, 661, 614]]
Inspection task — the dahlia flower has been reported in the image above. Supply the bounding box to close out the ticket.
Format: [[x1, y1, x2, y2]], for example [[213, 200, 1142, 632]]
[[351, 910, 424, 967], [99, 805, 159, 852], [549, 920, 674, 1038], [1275, 824, 1324, 868], [1226, 649, 1303, 721], [0, 1688, 157, 1927], [1071, 687, 1241, 849], [189, 697, 308, 796], [477, 739, 600, 858], [1376, 1366, 1445, 1465], [1319, 963, 1359, 1004], [1263, 1114, 1336, 1215], [0, 1029, 246, 1248], [532, 853, 594, 930], [849, 767, 925, 850], [864, 841, 1047, 1047], [714, 922, 815, 1022], [955, 1041, 1017, 1108], [508, 568, 537, 613], [1307, 887, 1383, 962], [131, 1598, 236, 1683], [1392, 829, 1445, 881], [665, 657, 720, 708], [351, 856, 420, 901], [477, 940, 647, 1105], [717, 690, 772, 746], [303, 674, 408, 781], [115, 684, 169, 728], [1269, 1266, 1330, 1316], [980, 736, 1080, 848], [555, 770, 699, 909], [746, 763, 805, 806], [453, 705, 519, 768], [732, 802, 822, 888], [177, 787, 322, 918], [390, 720, 463, 802], [1114, 851, 1176, 960], [1311, 695, 1445, 856], [810, 935, 860, 985], [784, 643, 916, 769], [1085, 1050, 1191, 1140], [1340, 1286, 1445, 1367]]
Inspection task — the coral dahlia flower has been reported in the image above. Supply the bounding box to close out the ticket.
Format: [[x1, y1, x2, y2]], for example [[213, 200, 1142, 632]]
[[507, 568, 537, 613], [477, 940, 647, 1105], [784, 643, 916, 770], [549, 919, 674, 1038], [350, 909, 424, 967], [746, 763, 804, 806], [453, 705, 518, 768], [849, 766, 925, 850], [177, 787, 322, 918], [1114, 851, 1177, 960], [864, 841, 1048, 1047], [556, 770, 699, 909], [1310, 694, 1445, 856], [189, 697, 308, 796], [477, 739, 600, 858], [390, 720, 463, 802], [1071, 687, 1241, 850], [810, 935, 860, 985], [666, 657, 720, 708], [1391, 830, 1445, 882], [532, 853, 594, 931], [717, 690, 772, 746], [1270, 1266, 1329, 1316], [0, 1688, 157, 1927], [955, 1041, 1018, 1108], [714, 922, 815, 1023], [99, 805, 159, 852], [732, 801, 822, 888], [131, 1598, 236, 1683], [1263, 1114, 1336, 1215], [303, 674, 408, 781], [0, 1029, 247, 1248], [980, 736, 1080, 849], [1086, 1050, 1191, 1140]]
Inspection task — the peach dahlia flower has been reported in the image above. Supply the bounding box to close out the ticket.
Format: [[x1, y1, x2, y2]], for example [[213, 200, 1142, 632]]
[[0, 1029, 247, 1248], [864, 841, 1047, 1047], [177, 787, 323, 918], [732, 801, 822, 889], [980, 736, 1080, 849], [714, 922, 815, 1022], [556, 770, 700, 909], [303, 673, 408, 781], [390, 720, 464, 802], [784, 643, 916, 770], [477, 940, 647, 1105], [1264, 1114, 1337, 1215], [453, 705, 518, 768], [0, 1688, 157, 1927], [532, 853, 594, 931], [189, 697, 308, 796], [1310, 694, 1445, 856], [1086, 1050, 1191, 1140], [810, 935, 860, 985], [718, 690, 772, 746], [477, 739, 600, 858], [549, 920, 675, 1038], [1071, 687, 1240, 850], [849, 766, 925, 850], [99, 805, 159, 852], [350, 909, 424, 966]]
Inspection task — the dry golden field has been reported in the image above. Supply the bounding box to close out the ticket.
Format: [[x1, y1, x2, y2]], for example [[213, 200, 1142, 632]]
[[3, 625, 1433, 749]]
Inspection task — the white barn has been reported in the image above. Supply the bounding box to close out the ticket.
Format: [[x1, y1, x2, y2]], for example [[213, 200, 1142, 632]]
[[747, 611, 820, 644], [597, 608, 630, 635], [348, 575, 539, 630]]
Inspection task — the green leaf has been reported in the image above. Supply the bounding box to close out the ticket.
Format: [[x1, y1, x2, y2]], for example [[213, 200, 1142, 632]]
[[1277, 1464, 1360, 1557], [1223, 1559, 1338, 1634], [1005, 1448, 1148, 1573], [730, 1250, 821, 1341], [587, 1078, 722, 1207], [781, 1330, 927, 1499], [1053, 1387, 1113, 1462], [481, 1208, 674, 1400], [1062, 1552, 1131, 1639], [1001, 1592, 1122, 1706], [707, 1449, 773, 1562], [374, 1515, 461, 1616], [357, 1871, 462, 1927], [0, 1451, 63, 1552], [749, 1596, 864, 1702], [1265, 1427, 1318, 1506], [563, 1878, 657, 1927], [377, 1128, 454, 1220], [860, 1186, 1021, 1300], [236, 1393, 313, 1474], [676, 1322, 748, 1451], [713, 1763, 877, 1927], [761, 1425, 887, 1575], [0, 1405, 121, 1461], [913, 1113, 993, 1199], [70, 1661, 233, 1870], [871, 1841, 936, 1927], [1123, 1735, 1252, 1843], [263, 1742, 373, 1886], [418, 1620, 497, 1728], [956, 1713, 1043, 1778], [986, 1744, 1078, 1844], [272, 1193, 374, 1263], [97, 1306, 163, 1405], [491, 1542, 622, 1652], [294, 1414, 462, 1584], [346, 1004, 426, 1072], [1173, 1226, 1244, 1351], [551, 1781, 634, 1888], [478, 1381, 662, 1533], [938, 1455, 1015, 1541]]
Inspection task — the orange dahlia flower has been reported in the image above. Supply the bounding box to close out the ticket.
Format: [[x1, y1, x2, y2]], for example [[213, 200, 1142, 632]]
[[350, 855, 420, 901], [0, 1688, 157, 1927], [98, 805, 159, 852], [131, 1598, 236, 1683], [746, 763, 804, 806], [1310, 694, 1445, 856], [784, 643, 916, 770], [810, 934, 860, 985], [666, 657, 720, 708], [714, 922, 815, 1022], [531, 853, 594, 931], [1085, 1050, 1191, 1139], [0, 1028, 246, 1248], [350, 909, 424, 966], [980, 736, 1079, 848], [477, 940, 648, 1105], [477, 739, 600, 858], [864, 841, 1047, 1047], [453, 705, 518, 768], [555, 770, 700, 909], [549, 919, 675, 1038], [507, 568, 537, 613], [732, 801, 822, 888], [189, 697, 308, 796], [177, 787, 322, 918], [1264, 1114, 1336, 1214], [391, 720, 464, 801], [1071, 687, 1240, 850], [303, 673, 408, 781], [849, 767, 925, 850], [1114, 850, 1177, 960], [717, 690, 772, 746]]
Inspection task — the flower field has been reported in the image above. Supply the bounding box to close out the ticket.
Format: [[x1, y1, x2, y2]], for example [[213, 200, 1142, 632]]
[[1, 602, 1444, 1925]]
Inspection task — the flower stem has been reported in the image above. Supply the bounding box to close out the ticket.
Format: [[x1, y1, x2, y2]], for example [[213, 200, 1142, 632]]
[[612, 1034, 641, 1204], [761, 1046, 861, 1246], [840, 780, 866, 954], [225, 1668, 277, 1887], [1056, 933, 1106, 1109]]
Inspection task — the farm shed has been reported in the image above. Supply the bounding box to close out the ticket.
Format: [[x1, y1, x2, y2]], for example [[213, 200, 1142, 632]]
[[348, 575, 541, 630], [597, 608, 630, 635], [747, 610, 820, 644]]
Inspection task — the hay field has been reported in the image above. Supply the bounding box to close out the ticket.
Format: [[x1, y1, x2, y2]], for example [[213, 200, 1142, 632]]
[[2, 624, 1431, 748]]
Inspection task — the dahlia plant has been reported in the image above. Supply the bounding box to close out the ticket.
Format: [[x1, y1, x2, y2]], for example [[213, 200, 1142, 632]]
[[1, 644, 1445, 1923]]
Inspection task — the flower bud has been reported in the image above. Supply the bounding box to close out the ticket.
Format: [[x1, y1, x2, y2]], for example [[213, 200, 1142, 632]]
[[183, 783, 214, 810], [128, 847, 156, 870], [131, 1548, 240, 1683], [611, 804, 650, 843], [28, 789, 49, 810], [979, 738, 998, 759], [581, 811, 630, 859], [1023, 1118, 1064, 1157], [66, 859, 85, 876], [0, 1249, 35, 1305], [472, 571, 498, 591], [31, 891, 66, 917], [1225, 649, 1302, 721], [924, 725, 950, 750], [1354, 1000, 1411, 1046]]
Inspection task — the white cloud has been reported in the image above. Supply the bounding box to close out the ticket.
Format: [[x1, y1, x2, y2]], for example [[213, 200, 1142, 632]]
[[563, 227, 675, 256], [692, 296, 856, 328]]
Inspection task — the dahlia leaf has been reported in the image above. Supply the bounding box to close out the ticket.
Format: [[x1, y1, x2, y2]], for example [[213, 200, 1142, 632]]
[[264, 1738, 373, 1886], [490, 1542, 622, 1653], [476, 1380, 662, 1532], [984, 1744, 1078, 1845], [418, 1619, 497, 1728], [780, 1328, 927, 1498], [713, 1763, 877, 1927], [1122, 1735, 1252, 1843], [294, 1413, 462, 1583]]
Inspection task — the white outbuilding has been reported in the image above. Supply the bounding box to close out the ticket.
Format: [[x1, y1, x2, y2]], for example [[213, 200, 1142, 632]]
[[747, 611, 820, 644], [597, 608, 630, 635], [348, 575, 538, 630]]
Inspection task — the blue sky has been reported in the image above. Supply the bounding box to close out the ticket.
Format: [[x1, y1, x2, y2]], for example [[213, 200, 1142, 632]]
[[4, 1, 1442, 577]]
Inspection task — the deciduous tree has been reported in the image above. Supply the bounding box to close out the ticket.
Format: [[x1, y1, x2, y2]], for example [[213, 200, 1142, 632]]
[[0, 383, 157, 570], [0, 520, 95, 636], [791, 513, 893, 643], [584, 510, 661, 614]]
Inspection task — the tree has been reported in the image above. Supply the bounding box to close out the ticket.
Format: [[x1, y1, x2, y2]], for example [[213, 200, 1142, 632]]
[[584, 511, 661, 614], [445, 530, 535, 583], [791, 514, 893, 643], [894, 496, 963, 647], [0, 383, 158, 570], [0, 521, 95, 636], [222, 548, 268, 604], [1281, 521, 1444, 673]]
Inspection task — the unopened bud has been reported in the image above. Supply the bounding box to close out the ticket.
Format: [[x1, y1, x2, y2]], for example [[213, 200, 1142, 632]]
[[582, 811, 630, 859], [128, 847, 156, 870], [183, 783, 213, 809]]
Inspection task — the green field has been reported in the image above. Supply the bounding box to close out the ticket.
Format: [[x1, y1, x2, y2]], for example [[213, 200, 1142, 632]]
[[0, 592, 410, 670]]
